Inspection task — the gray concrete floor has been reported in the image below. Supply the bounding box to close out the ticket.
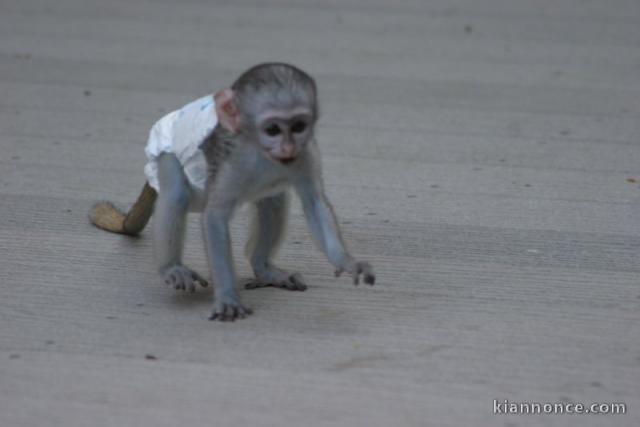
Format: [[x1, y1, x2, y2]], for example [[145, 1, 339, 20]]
[[1, 1, 639, 426]]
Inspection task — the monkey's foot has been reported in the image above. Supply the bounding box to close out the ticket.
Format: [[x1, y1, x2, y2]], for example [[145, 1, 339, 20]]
[[209, 295, 253, 321], [162, 265, 208, 292], [245, 269, 307, 291]]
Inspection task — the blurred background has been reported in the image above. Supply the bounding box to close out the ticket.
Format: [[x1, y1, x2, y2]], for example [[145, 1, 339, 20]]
[[1, 1, 639, 426]]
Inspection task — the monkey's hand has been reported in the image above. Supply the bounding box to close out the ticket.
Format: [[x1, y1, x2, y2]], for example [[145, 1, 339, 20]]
[[162, 265, 208, 292], [335, 260, 375, 286], [209, 291, 253, 322]]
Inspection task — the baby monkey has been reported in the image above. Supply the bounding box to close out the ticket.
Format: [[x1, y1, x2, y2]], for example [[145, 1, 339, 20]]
[[90, 63, 375, 321]]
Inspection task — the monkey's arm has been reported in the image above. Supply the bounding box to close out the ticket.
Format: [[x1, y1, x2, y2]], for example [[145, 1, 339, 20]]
[[295, 175, 375, 285], [203, 201, 252, 320]]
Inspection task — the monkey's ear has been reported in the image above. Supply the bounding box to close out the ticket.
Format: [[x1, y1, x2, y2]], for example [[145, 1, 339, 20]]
[[214, 89, 241, 133]]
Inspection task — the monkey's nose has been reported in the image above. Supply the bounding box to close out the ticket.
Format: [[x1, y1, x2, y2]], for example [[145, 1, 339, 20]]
[[273, 145, 297, 164]]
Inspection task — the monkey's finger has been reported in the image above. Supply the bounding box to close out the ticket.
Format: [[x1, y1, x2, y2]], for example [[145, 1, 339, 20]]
[[364, 273, 376, 285], [281, 275, 300, 291], [228, 306, 238, 322], [244, 280, 268, 289], [181, 271, 192, 291], [281, 279, 294, 290], [217, 305, 229, 321], [210, 307, 228, 322], [210, 303, 252, 320], [210, 312, 230, 321], [237, 305, 252, 317], [223, 305, 236, 321], [169, 272, 183, 290], [179, 272, 195, 292], [359, 263, 375, 285], [191, 271, 208, 287], [290, 274, 307, 291], [353, 265, 363, 285]]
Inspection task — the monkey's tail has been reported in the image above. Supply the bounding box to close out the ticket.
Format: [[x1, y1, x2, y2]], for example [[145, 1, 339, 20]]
[[89, 183, 157, 236]]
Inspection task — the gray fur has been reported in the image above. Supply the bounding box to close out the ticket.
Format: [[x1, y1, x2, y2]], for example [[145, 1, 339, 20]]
[[232, 63, 318, 124]]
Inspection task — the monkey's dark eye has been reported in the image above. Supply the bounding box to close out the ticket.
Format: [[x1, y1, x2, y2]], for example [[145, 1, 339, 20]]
[[264, 124, 282, 137], [291, 121, 307, 134]]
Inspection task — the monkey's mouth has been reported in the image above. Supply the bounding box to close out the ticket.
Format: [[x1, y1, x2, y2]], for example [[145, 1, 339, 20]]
[[278, 157, 297, 165]]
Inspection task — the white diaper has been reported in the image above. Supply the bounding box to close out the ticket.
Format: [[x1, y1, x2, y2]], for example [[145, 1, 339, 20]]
[[144, 95, 217, 208]]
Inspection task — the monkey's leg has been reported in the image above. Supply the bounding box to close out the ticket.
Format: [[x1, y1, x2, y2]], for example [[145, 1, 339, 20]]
[[155, 153, 208, 292], [244, 192, 307, 291]]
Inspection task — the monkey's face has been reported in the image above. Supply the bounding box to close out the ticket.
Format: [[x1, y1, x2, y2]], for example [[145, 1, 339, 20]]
[[255, 109, 314, 165]]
